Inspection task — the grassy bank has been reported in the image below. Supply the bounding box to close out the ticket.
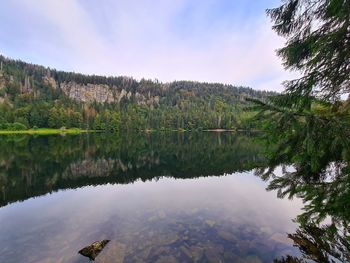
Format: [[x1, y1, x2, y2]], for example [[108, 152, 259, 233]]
[[0, 128, 91, 135], [0, 128, 256, 135]]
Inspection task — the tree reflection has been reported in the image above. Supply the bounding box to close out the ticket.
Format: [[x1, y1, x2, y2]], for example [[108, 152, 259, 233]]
[[255, 157, 350, 262], [0, 132, 264, 207], [256, 151, 350, 262], [274, 223, 350, 263]]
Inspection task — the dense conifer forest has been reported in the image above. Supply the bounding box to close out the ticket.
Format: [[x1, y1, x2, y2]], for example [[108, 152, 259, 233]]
[[0, 55, 273, 131]]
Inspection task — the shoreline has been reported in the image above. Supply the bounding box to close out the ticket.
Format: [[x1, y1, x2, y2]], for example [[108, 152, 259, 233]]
[[0, 128, 260, 135], [0, 128, 91, 135]]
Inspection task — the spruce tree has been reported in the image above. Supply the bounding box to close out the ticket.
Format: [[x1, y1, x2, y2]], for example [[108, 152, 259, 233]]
[[251, 0, 350, 182], [254, 1, 350, 261]]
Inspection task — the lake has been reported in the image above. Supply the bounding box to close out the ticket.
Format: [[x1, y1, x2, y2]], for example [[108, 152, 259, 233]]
[[0, 132, 303, 262]]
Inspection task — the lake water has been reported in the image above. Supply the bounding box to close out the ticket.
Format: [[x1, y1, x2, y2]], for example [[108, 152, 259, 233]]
[[0, 132, 302, 263]]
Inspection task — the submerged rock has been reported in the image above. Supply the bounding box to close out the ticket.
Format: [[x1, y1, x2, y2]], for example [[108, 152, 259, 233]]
[[78, 240, 110, 261]]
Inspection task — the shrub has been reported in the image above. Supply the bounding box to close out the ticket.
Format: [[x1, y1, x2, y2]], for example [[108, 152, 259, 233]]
[[7, 122, 27, 130]]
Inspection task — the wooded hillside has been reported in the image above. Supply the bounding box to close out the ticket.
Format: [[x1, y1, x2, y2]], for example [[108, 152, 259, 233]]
[[0, 55, 273, 130]]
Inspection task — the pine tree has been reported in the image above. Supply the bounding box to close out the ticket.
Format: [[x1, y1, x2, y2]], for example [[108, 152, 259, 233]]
[[250, 0, 350, 181], [252, 2, 350, 261]]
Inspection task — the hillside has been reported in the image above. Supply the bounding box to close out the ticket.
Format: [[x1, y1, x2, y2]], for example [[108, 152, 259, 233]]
[[0, 55, 273, 130]]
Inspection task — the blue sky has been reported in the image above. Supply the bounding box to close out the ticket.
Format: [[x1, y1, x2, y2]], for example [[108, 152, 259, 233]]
[[0, 0, 293, 91]]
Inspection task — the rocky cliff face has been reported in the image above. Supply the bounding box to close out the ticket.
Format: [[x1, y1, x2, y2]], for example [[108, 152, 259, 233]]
[[43, 76, 160, 106], [59, 81, 116, 103]]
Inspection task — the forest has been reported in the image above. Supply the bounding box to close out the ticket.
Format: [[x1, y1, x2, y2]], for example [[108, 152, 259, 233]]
[[0, 55, 273, 131]]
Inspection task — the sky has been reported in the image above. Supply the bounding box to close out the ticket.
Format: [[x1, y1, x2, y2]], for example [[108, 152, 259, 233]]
[[0, 0, 295, 92]]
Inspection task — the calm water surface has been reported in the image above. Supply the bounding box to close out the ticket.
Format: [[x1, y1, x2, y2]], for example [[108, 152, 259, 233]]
[[0, 132, 302, 262]]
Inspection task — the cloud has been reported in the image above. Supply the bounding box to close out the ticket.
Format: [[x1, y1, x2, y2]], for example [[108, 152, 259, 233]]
[[17, 0, 110, 68], [0, 0, 293, 92]]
